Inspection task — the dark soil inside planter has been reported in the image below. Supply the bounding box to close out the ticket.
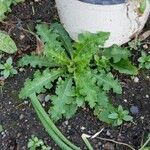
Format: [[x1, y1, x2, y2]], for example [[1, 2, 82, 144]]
[[0, 1, 150, 150]]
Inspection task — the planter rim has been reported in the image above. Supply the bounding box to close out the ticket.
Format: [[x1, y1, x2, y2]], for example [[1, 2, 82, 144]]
[[73, 0, 129, 7], [56, 0, 150, 47]]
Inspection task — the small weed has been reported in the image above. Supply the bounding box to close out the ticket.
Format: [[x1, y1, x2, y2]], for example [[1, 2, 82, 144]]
[[108, 105, 133, 126], [138, 51, 150, 69], [19, 23, 136, 126], [128, 39, 141, 50], [0, 57, 17, 79], [28, 135, 51, 150]]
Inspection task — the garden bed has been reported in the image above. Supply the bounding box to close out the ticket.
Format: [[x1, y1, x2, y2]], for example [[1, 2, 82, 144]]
[[0, 0, 150, 150]]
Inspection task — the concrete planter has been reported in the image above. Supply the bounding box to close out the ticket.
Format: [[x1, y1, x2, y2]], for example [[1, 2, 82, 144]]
[[55, 0, 150, 47]]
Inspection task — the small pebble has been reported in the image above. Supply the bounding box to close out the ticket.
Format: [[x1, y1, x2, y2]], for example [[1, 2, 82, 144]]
[[0, 77, 5, 81], [130, 106, 139, 114], [44, 95, 51, 102], [64, 121, 69, 126], [19, 68, 25, 72], [38, 94, 46, 102], [97, 142, 102, 146], [25, 119, 28, 122], [124, 99, 128, 102], [19, 34, 25, 40], [24, 101, 29, 104], [134, 77, 139, 83], [143, 44, 148, 49], [42, 102, 45, 107], [106, 130, 111, 136], [19, 114, 24, 120], [104, 142, 114, 150], [68, 125, 71, 130], [81, 126, 86, 130], [146, 95, 149, 98]]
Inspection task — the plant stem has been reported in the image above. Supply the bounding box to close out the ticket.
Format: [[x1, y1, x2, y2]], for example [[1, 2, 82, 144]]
[[97, 137, 135, 150], [81, 134, 94, 150], [29, 93, 80, 150], [139, 137, 150, 150], [35, 106, 73, 150]]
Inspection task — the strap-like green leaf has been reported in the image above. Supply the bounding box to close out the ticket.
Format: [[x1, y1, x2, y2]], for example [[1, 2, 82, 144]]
[[30, 93, 80, 150]]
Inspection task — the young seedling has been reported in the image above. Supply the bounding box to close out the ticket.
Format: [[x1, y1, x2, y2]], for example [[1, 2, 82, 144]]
[[19, 23, 137, 126], [0, 0, 25, 21], [128, 39, 141, 50], [108, 105, 133, 126], [28, 135, 51, 150], [138, 51, 150, 69], [0, 57, 17, 79]]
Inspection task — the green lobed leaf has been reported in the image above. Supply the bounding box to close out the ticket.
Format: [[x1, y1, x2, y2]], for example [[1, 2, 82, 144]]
[[0, 31, 17, 54], [111, 59, 138, 75], [94, 55, 110, 71], [117, 119, 123, 126], [0, 57, 17, 78], [36, 24, 70, 65], [94, 70, 122, 94], [18, 54, 59, 68], [123, 115, 133, 122], [73, 32, 110, 70], [74, 70, 99, 108], [94, 103, 116, 124], [138, 52, 150, 69], [19, 69, 64, 99], [49, 78, 78, 121], [104, 45, 131, 63], [108, 113, 118, 119], [36, 24, 53, 43], [118, 105, 124, 112]]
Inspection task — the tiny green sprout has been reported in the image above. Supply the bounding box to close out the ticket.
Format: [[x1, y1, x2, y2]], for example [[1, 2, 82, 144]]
[[0, 124, 3, 132], [138, 51, 150, 69], [0, 57, 17, 79], [28, 135, 51, 150], [108, 105, 133, 126], [128, 39, 141, 50]]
